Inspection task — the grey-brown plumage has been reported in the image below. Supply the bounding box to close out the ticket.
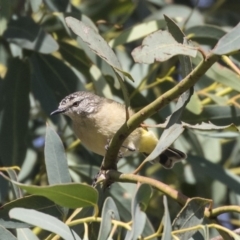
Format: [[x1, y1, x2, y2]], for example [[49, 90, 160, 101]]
[[51, 91, 186, 168]]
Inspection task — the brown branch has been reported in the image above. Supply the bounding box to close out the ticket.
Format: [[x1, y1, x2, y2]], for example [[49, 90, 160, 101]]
[[101, 54, 220, 170]]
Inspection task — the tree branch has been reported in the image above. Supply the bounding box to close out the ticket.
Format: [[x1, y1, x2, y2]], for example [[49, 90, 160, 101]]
[[107, 170, 188, 206], [101, 54, 220, 170]]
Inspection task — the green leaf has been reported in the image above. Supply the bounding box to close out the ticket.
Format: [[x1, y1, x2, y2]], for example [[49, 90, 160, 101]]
[[0, 173, 98, 210], [131, 30, 197, 64], [20, 183, 98, 209], [146, 123, 185, 163], [145, 16, 193, 164], [212, 22, 240, 55], [30, 54, 59, 122], [45, 126, 71, 185], [0, 195, 64, 229], [65, 17, 122, 72], [0, 58, 30, 166], [186, 25, 226, 41], [89, 65, 114, 97], [9, 208, 81, 240], [65, 17, 130, 107], [125, 184, 152, 240], [0, 225, 17, 240], [6, 169, 23, 199], [109, 19, 166, 47], [58, 41, 91, 79], [192, 52, 240, 93], [30, 53, 79, 121], [145, 4, 204, 28], [172, 197, 211, 239], [182, 105, 240, 125], [29, 0, 42, 12], [32, 53, 78, 101], [0, 0, 11, 36], [161, 196, 171, 240], [44, 1, 71, 12], [186, 92, 202, 115], [182, 122, 239, 132], [188, 155, 240, 195], [3, 17, 59, 53], [98, 197, 120, 240], [17, 228, 40, 240]]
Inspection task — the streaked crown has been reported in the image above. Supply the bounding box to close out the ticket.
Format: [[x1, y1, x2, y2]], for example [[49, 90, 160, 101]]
[[51, 91, 101, 117]]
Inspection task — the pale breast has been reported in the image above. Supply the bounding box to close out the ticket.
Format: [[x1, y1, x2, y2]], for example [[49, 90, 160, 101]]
[[72, 100, 142, 157]]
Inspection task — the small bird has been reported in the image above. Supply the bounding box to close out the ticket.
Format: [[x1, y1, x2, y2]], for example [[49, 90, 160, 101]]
[[51, 91, 186, 168]]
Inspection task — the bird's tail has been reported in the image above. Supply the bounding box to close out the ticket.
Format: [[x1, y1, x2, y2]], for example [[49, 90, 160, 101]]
[[139, 128, 187, 168], [158, 147, 187, 168]]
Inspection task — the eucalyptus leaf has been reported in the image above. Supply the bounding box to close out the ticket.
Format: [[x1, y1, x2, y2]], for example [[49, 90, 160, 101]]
[[6, 169, 23, 199], [0, 58, 30, 166], [0, 225, 17, 240], [17, 228, 40, 240], [109, 19, 166, 47], [172, 197, 211, 239], [182, 122, 239, 132], [0, 195, 64, 229], [186, 25, 226, 41], [188, 155, 240, 195], [10, 208, 81, 240], [0, 173, 98, 210], [124, 184, 152, 240], [65, 16, 130, 107], [98, 197, 120, 240], [161, 196, 171, 240], [212, 22, 240, 55], [132, 30, 197, 64], [44, 126, 71, 185], [3, 17, 58, 53], [0, 0, 11, 35]]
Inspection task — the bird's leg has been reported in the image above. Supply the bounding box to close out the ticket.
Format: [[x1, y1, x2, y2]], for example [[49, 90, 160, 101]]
[[104, 139, 111, 151], [120, 145, 136, 152], [105, 139, 135, 158]]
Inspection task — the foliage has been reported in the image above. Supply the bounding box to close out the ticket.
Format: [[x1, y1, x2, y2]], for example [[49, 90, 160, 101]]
[[0, 0, 240, 239]]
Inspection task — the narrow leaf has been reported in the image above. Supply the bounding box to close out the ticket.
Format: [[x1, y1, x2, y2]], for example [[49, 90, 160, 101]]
[[10, 208, 81, 240], [182, 122, 239, 132], [188, 155, 240, 195], [125, 184, 152, 240], [109, 19, 166, 47], [17, 228, 40, 240], [19, 183, 98, 209], [212, 22, 240, 55], [161, 196, 171, 240], [0, 174, 98, 210], [172, 198, 211, 239], [65, 17, 122, 73], [31, 53, 78, 103], [131, 30, 197, 64], [45, 126, 71, 185], [145, 123, 184, 163], [186, 25, 226, 41], [192, 53, 240, 92], [6, 169, 23, 199], [65, 17, 130, 107], [182, 105, 240, 125], [3, 17, 58, 53], [0, 195, 63, 229], [145, 16, 194, 163], [0, 225, 17, 240], [0, 59, 30, 166], [98, 197, 120, 240], [30, 54, 58, 114]]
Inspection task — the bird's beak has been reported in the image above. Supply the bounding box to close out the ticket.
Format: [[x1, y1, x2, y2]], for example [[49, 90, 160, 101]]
[[50, 108, 65, 116]]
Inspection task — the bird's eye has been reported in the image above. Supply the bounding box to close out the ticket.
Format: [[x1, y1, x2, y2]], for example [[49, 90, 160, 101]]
[[72, 101, 80, 107]]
